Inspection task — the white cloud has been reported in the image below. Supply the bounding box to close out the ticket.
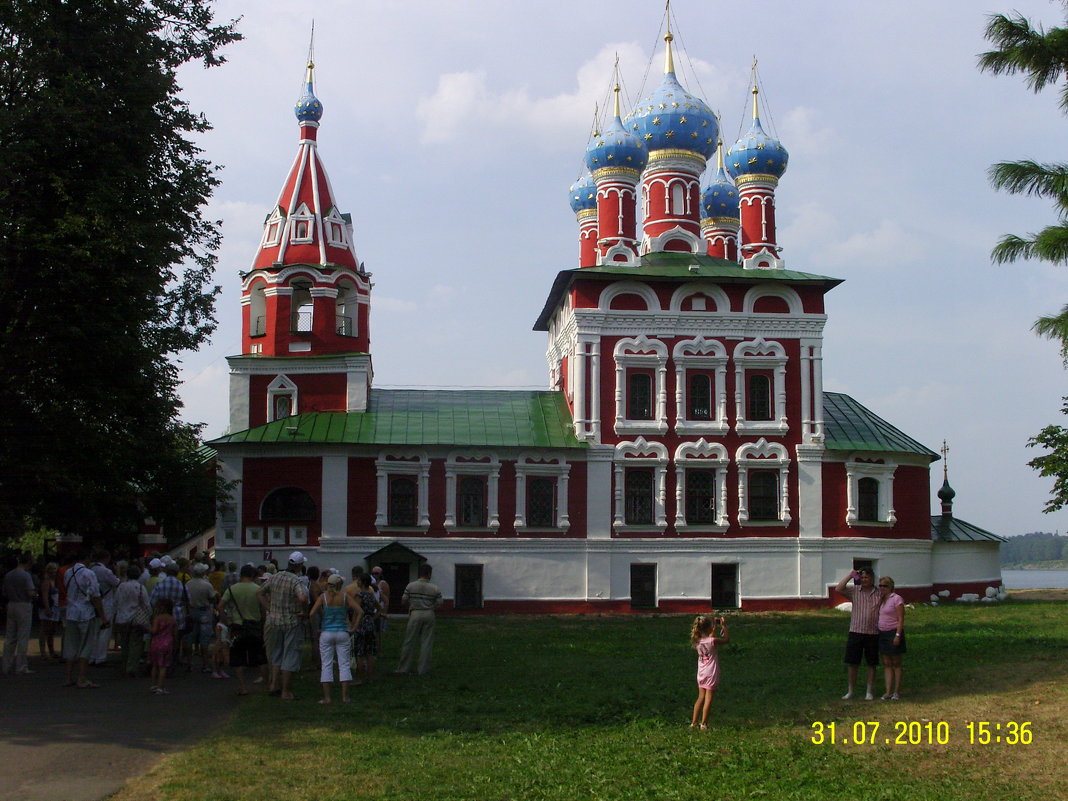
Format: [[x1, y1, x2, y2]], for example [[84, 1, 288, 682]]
[[374, 296, 419, 312], [415, 42, 734, 149], [822, 219, 925, 268]]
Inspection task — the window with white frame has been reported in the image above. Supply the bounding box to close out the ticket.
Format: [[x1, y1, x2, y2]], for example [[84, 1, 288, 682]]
[[249, 281, 267, 337], [513, 453, 570, 531], [267, 375, 299, 422], [613, 438, 668, 528], [335, 280, 359, 337], [733, 339, 788, 434], [290, 279, 313, 333], [262, 207, 285, 247], [736, 439, 791, 525], [673, 338, 728, 434], [674, 440, 729, 529], [323, 207, 348, 248], [289, 202, 315, 244], [444, 452, 500, 530], [614, 336, 668, 435], [375, 452, 430, 530], [845, 458, 897, 526]]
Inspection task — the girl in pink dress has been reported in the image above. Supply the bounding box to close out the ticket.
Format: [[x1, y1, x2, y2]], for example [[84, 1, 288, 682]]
[[149, 598, 177, 695], [690, 614, 730, 729]]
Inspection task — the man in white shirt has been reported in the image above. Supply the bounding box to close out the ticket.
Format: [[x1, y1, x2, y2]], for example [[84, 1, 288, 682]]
[[64, 551, 108, 688], [89, 549, 119, 665]]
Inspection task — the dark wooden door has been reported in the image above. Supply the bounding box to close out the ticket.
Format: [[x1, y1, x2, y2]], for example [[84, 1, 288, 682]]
[[454, 564, 483, 610], [710, 564, 738, 608], [630, 564, 657, 609], [381, 562, 410, 614]]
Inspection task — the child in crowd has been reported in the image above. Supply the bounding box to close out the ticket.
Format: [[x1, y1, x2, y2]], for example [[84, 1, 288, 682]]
[[149, 598, 177, 695], [212, 618, 231, 679], [690, 614, 730, 730]]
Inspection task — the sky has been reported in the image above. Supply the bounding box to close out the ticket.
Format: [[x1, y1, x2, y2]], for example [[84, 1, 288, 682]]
[[173, 0, 1068, 539]]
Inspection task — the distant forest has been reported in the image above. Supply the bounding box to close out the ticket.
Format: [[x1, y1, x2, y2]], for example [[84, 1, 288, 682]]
[[1001, 531, 1068, 566]]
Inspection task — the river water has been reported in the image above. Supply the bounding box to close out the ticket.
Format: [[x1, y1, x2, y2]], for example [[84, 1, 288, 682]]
[[1001, 569, 1068, 590]]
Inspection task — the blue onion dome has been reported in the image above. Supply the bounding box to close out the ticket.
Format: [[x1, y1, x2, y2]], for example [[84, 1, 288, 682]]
[[294, 61, 324, 122], [702, 141, 739, 219], [624, 33, 718, 160], [585, 88, 648, 174], [569, 172, 596, 213], [726, 87, 788, 180]]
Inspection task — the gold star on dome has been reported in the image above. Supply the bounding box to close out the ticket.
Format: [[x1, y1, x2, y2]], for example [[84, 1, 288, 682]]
[[665, 130, 675, 138], [672, 102, 680, 108], [658, 103, 666, 110], [679, 116, 687, 124], [644, 133, 653, 140], [728, 190, 736, 197], [607, 154, 614, 160], [748, 157, 758, 165], [632, 124, 639, 131], [690, 131, 698, 138], [647, 105, 654, 111], [652, 117, 661, 125], [592, 157, 599, 164], [732, 161, 741, 169], [596, 140, 605, 147], [702, 120, 708, 127], [766, 158, 776, 166], [625, 156, 632, 162], [756, 143, 765, 150]]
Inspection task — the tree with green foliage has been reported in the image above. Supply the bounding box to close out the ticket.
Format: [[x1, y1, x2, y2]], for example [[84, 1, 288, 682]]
[[979, 2, 1068, 351], [0, 2, 240, 542]]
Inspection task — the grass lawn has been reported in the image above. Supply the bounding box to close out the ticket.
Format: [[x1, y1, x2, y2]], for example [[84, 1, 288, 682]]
[[114, 600, 1068, 801]]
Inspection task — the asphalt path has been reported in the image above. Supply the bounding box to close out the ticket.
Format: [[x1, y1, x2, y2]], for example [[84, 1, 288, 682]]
[[0, 649, 239, 801]]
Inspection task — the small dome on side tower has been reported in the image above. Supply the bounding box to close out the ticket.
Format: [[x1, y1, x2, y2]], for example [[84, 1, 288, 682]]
[[569, 172, 597, 213], [294, 60, 324, 123], [585, 85, 649, 174], [726, 85, 788, 180], [702, 139, 739, 219]]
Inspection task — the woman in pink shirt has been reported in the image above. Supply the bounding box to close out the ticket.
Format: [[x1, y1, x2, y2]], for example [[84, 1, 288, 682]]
[[877, 576, 906, 700]]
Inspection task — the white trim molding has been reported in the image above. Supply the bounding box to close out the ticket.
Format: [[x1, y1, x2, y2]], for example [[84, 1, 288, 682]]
[[514, 452, 571, 531], [613, 438, 669, 530], [266, 374, 298, 422], [736, 438, 791, 526], [375, 451, 431, 531], [668, 283, 731, 313], [674, 440, 729, 530], [742, 283, 803, 315], [845, 457, 898, 527], [444, 451, 501, 531], [614, 335, 669, 435], [597, 281, 661, 312], [673, 337, 729, 434], [733, 338, 789, 435]]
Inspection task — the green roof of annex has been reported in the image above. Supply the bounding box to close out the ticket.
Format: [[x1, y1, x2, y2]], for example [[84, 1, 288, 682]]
[[211, 388, 934, 459]]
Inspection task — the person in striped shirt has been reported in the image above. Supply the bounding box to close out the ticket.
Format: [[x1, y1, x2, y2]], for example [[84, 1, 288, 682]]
[[835, 567, 881, 700], [395, 564, 443, 675]]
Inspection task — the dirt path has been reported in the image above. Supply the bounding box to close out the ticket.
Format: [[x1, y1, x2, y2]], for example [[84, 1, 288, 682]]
[[0, 651, 238, 801]]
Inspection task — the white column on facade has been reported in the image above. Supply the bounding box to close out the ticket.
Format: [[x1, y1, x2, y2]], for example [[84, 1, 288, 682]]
[[444, 468, 456, 528], [812, 345, 824, 440], [795, 444, 824, 539], [656, 363, 668, 424], [673, 464, 686, 529], [800, 343, 812, 441], [320, 455, 348, 540], [228, 370, 250, 433], [557, 471, 570, 530], [418, 463, 431, 527], [488, 470, 500, 530], [574, 340, 588, 434], [513, 471, 527, 528], [374, 463, 388, 528], [216, 454, 243, 549], [589, 339, 601, 440], [586, 446, 615, 537]]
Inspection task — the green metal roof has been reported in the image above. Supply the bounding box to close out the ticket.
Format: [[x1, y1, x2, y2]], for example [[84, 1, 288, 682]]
[[822, 392, 939, 460], [534, 252, 843, 330], [209, 389, 584, 449], [931, 515, 1005, 543]]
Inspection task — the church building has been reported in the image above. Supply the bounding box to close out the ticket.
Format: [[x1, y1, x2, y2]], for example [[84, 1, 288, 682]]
[[209, 31, 1003, 612]]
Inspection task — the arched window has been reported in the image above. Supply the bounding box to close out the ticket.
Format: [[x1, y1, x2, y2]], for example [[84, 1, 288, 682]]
[[671, 182, 686, 214], [274, 394, 293, 420], [858, 477, 880, 522], [688, 374, 712, 421], [389, 476, 417, 526], [458, 476, 486, 527], [335, 280, 358, 337], [290, 280, 313, 333], [685, 469, 716, 524], [747, 374, 772, 421], [747, 471, 779, 521], [261, 487, 316, 522], [249, 283, 267, 337], [628, 373, 653, 420], [624, 469, 654, 525]]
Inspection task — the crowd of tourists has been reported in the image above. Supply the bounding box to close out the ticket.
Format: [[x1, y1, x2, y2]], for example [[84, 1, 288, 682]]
[[1, 547, 442, 701]]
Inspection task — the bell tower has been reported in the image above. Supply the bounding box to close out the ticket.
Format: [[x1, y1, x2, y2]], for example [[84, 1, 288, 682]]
[[226, 55, 373, 433]]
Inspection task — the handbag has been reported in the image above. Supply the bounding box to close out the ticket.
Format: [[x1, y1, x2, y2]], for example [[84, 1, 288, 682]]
[[130, 602, 151, 633]]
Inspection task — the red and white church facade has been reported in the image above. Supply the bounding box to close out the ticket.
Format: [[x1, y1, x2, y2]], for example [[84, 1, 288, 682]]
[[210, 37, 1002, 613]]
